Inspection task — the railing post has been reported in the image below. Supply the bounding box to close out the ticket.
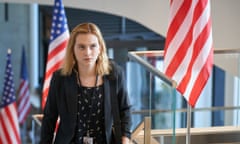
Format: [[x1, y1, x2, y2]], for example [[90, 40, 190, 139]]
[[186, 105, 192, 144], [32, 118, 35, 144], [144, 116, 151, 144]]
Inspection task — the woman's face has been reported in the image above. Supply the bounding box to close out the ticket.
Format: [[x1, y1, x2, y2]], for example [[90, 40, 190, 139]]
[[73, 33, 101, 68]]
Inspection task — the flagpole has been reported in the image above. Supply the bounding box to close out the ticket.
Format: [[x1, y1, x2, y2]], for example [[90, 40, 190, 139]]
[[172, 88, 176, 144], [186, 104, 192, 144]]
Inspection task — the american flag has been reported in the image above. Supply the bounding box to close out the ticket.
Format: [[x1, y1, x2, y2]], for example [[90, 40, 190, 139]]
[[0, 49, 21, 144], [17, 47, 31, 124], [163, 0, 213, 107], [42, 0, 69, 109]]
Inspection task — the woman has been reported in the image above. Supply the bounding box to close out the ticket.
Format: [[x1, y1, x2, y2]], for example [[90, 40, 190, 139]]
[[40, 23, 132, 144]]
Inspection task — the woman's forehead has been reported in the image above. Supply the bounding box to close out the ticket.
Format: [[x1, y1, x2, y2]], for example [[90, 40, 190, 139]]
[[75, 33, 99, 44]]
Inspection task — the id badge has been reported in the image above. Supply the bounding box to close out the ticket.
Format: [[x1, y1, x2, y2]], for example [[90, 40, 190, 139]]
[[83, 136, 93, 144]]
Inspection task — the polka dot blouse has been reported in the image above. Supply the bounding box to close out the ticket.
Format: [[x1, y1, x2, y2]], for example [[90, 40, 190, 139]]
[[73, 84, 106, 144]]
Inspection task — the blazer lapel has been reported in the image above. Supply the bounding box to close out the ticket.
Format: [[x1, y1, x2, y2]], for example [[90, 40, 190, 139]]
[[103, 76, 113, 144], [104, 76, 111, 120], [65, 73, 78, 113]]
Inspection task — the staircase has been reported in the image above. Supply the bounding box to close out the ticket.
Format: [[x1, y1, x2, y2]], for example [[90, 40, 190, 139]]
[[131, 126, 240, 144]]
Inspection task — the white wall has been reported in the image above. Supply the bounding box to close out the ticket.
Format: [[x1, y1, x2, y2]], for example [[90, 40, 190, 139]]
[[2, 0, 240, 76], [2, 0, 240, 49]]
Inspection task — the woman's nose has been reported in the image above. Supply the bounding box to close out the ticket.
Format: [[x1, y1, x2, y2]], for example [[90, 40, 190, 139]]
[[84, 47, 91, 55]]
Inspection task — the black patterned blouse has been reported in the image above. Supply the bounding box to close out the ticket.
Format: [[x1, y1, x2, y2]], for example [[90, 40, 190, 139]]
[[74, 84, 106, 144]]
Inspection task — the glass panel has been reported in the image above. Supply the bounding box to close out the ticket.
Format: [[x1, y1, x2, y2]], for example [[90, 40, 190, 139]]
[[127, 51, 177, 143], [128, 49, 240, 144]]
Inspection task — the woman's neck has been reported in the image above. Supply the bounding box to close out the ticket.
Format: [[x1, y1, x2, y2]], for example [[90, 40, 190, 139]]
[[77, 64, 96, 77], [78, 69, 96, 77], [77, 65, 98, 87]]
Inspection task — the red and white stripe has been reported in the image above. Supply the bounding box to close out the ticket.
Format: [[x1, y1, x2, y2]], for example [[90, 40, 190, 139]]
[[0, 103, 21, 144], [17, 79, 31, 124], [42, 31, 69, 108], [163, 0, 213, 107]]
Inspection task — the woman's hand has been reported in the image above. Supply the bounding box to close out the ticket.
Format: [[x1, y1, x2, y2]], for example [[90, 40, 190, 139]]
[[122, 136, 130, 144]]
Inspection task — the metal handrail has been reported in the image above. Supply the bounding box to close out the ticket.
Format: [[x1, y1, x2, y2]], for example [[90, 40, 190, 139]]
[[128, 51, 177, 87], [128, 48, 240, 88], [131, 105, 240, 114]]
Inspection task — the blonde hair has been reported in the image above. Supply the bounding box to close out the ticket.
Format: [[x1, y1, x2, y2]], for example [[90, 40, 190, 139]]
[[61, 22, 111, 75]]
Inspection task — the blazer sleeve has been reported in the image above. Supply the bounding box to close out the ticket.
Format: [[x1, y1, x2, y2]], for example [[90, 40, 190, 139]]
[[113, 62, 132, 138], [40, 71, 60, 144]]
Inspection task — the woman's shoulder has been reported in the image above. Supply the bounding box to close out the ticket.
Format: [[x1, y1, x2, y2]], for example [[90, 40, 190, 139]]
[[49, 70, 62, 83], [52, 69, 71, 79], [53, 69, 75, 76], [109, 59, 122, 70], [109, 59, 122, 71], [108, 59, 124, 78], [52, 69, 62, 76]]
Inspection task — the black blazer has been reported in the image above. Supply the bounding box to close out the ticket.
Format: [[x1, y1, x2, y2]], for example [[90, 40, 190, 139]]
[[40, 61, 131, 144]]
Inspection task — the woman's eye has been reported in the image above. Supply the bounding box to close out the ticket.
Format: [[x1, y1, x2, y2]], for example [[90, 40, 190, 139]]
[[78, 45, 85, 49], [90, 44, 96, 49]]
